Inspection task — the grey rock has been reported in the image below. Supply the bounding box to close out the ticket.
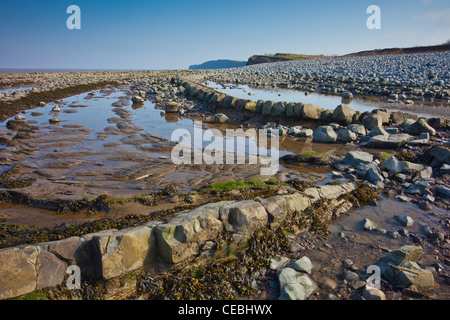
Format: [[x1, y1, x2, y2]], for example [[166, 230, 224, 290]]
[[367, 134, 414, 149], [404, 119, 436, 136], [342, 151, 373, 167], [289, 256, 313, 274], [394, 215, 414, 227], [313, 126, 337, 143]]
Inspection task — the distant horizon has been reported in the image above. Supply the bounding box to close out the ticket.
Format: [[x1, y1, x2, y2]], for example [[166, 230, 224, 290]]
[[1, 0, 449, 70], [1, 40, 448, 73]]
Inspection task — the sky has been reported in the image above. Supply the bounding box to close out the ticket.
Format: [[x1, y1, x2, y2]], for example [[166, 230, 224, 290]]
[[0, 0, 449, 70]]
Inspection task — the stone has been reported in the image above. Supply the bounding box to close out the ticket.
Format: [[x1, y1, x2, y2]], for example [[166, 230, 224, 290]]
[[348, 124, 366, 136], [312, 126, 337, 143], [0, 246, 38, 299], [362, 113, 382, 130], [277, 267, 298, 288], [440, 164, 450, 174], [156, 202, 229, 264], [435, 185, 450, 198], [428, 118, 445, 129], [165, 101, 179, 113], [404, 119, 436, 136], [367, 134, 414, 149], [372, 109, 391, 124], [279, 283, 306, 300], [366, 166, 384, 184], [394, 215, 414, 227], [401, 161, 424, 172], [270, 256, 290, 270], [344, 270, 360, 282], [96, 225, 156, 278], [301, 104, 323, 120], [368, 126, 389, 137], [430, 147, 450, 164], [36, 250, 67, 290], [342, 91, 353, 99], [219, 200, 268, 243], [342, 151, 373, 167], [381, 156, 407, 173], [395, 261, 435, 291], [362, 286, 386, 300], [298, 128, 313, 137], [289, 256, 313, 274], [385, 127, 399, 134], [131, 96, 144, 104], [214, 113, 230, 124], [405, 181, 429, 195], [271, 102, 286, 116], [332, 104, 356, 125], [261, 101, 274, 115], [419, 166, 433, 179], [318, 277, 338, 290], [363, 219, 378, 231], [337, 128, 357, 142], [49, 118, 60, 123]]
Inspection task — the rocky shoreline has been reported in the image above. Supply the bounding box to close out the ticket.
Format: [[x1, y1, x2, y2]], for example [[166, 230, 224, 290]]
[[0, 51, 449, 300]]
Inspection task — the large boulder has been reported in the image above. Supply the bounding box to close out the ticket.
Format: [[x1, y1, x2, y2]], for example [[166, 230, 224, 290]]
[[367, 134, 414, 149], [278, 267, 317, 300], [156, 202, 229, 264], [337, 128, 357, 142], [372, 109, 391, 124], [342, 151, 373, 167], [362, 114, 382, 131], [380, 156, 407, 173], [404, 119, 436, 136], [348, 124, 366, 136], [261, 101, 274, 115], [312, 126, 337, 143], [219, 200, 268, 243], [0, 246, 38, 300], [301, 104, 323, 120], [332, 104, 356, 125], [271, 102, 286, 116], [376, 246, 434, 291], [95, 226, 157, 278]]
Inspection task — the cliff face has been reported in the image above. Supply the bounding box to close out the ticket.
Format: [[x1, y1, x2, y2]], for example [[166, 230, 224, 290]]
[[189, 59, 246, 70]]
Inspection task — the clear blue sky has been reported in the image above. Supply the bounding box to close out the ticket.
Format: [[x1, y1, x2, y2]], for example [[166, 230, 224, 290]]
[[0, 0, 448, 70]]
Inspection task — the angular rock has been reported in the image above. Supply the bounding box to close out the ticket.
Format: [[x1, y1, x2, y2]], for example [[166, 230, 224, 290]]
[[332, 104, 355, 125], [261, 101, 274, 115], [156, 202, 229, 264], [394, 215, 414, 227], [289, 256, 313, 274], [0, 246, 38, 300], [271, 102, 286, 116], [367, 134, 414, 149], [381, 156, 407, 174], [312, 126, 337, 143], [342, 151, 373, 167], [219, 200, 268, 243], [301, 104, 323, 120], [165, 101, 179, 113], [348, 124, 366, 136], [337, 128, 357, 142], [96, 225, 156, 278], [362, 114, 382, 131], [404, 119, 436, 136], [363, 219, 378, 231]]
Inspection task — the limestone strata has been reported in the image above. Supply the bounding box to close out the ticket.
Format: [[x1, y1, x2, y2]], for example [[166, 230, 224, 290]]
[[0, 182, 357, 299]]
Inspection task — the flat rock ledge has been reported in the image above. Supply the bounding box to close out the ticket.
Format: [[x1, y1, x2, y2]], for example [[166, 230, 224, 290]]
[[0, 182, 357, 299]]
